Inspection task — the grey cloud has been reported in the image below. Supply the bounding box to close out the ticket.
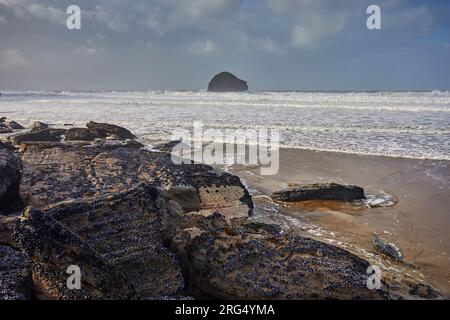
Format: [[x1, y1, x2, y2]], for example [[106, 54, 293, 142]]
[[0, 0, 448, 91], [0, 48, 26, 68]]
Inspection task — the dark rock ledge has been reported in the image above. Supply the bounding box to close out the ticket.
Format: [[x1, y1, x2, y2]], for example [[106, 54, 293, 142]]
[[273, 183, 366, 202], [0, 121, 444, 300]]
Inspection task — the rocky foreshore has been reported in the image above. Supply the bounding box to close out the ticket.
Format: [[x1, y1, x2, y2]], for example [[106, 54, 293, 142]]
[[0, 120, 444, 300]]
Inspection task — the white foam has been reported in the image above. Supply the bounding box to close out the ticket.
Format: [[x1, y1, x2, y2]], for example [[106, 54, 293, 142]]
[[1, 90, 449, 160]]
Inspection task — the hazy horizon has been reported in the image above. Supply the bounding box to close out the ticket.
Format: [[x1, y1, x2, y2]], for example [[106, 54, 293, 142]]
[[1, 0, 450, 91]]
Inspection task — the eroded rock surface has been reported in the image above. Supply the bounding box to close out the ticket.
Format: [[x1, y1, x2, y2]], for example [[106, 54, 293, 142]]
[[1, 122, 444, 300], [31, 121, 48, 131], [64, 127, 95, 141], [0, 245, 33, 300], [273, 183, 366, 202], [9, 134, 253, 299], [12, 207, 132, 299], [0, 144, 22, 212], [7, 121, 25, 130], [86, 121, 136, 140], [18, 141, 253, 224], [0, 123, 12, 134], [9, 129, 66, 145], [170, 213, 388, 300]]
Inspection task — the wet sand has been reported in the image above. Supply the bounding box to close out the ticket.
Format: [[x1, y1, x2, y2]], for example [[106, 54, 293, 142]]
[[229, 148, 450, 295]]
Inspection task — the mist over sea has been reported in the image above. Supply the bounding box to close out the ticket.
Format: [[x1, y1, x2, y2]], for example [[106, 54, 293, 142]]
[[1, 90, 449, 160]]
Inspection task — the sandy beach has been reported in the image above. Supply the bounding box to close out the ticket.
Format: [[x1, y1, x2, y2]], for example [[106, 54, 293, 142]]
[[230, 148, 450, 295]]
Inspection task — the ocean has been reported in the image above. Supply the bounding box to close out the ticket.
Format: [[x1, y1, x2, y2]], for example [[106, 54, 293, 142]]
[[1, 90, 449, 160]]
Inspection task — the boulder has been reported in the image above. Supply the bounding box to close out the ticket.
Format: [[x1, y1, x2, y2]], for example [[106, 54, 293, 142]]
[[9, 129, 65, 145], [243, 218, 282, 234], [207, 72, 248, 92], [12, 207, 133, 299], [0, 245, 34, 300], [0, 123, 13, 134], [31, 121, 49, 131], [7, 121, 25, 130], [86, 121, 135, 140], [170, 214, 388, 299], [373, 237, 403, 261], [0, 117, 6, 123], [64, 127, 95, 141], [18, 142, 253, 224], [0, 144, 22, 212], [0, 215, 17, 245], [273, 183, 366, 202]]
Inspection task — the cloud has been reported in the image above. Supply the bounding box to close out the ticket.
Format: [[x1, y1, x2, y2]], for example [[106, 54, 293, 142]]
[[0, 49, 26, 68], [268, 0, 351, 48], [291, 14, 345, 48], [237, 33, 284, 55], [135, 0, 237, 35], [75, 40, 100, 56], [188, 40, 217, 55], [180, 0, 236, 21], [86, 5, 128, 33], [0, 0, 65, 25], [385, 5, 433, 34]]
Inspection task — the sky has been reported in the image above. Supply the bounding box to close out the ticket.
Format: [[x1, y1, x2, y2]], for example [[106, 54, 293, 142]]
[[0, 0, 449, 91]]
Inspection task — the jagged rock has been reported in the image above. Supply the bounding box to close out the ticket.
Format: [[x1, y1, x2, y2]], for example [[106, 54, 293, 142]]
[[273, 183, 366, 202], [64, 128, 95, 141], [12, 207, 132, 300], [0, 218, 7, 243], [0, 140, 16, 151], [0, 245, 34, 300], [0, 117, 7, 123], [86, 121, 136, 140], [8, 121, 25, 130], [207, 72, 248, 92], [154, 140, 183, 153], [9, 129, 65, 145], [244, 219, 282, 234], [170, 215, 388, 300], [31, 121, 48, 131], [373, 237, 403, 261], [43, 184, 185, 298], [6, 123, 443, 301], [0, 123, 13, 134], [0, 215, 18, 246], [18, 142, 253, 224], [14, 140, 254, 299], [0, 144, 22, 212]]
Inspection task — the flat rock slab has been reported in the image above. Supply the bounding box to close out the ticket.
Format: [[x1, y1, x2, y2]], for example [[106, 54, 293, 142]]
[[19, 142, 253, 222], [273, 183, 365, 202]]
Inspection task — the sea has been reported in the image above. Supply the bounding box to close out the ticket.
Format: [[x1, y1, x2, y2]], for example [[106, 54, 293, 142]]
[[1, 90, 449, 160]]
